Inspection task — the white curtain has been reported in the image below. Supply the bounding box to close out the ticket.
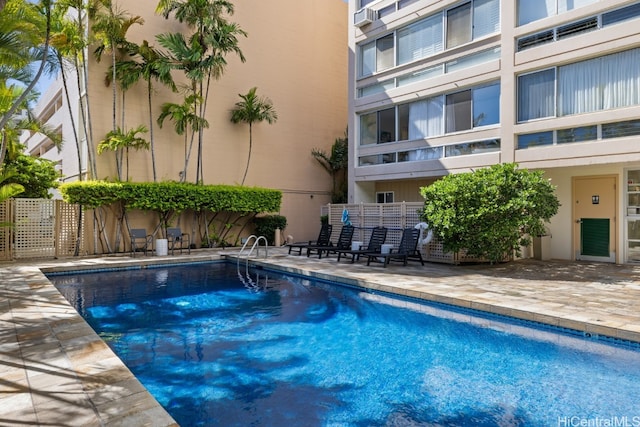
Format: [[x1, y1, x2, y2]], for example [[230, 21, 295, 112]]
[[473, 0, 500, 38], [517, 69, 555, 121], [408, 96, 443, 140], [558, 57, 601, 116], [602, 49, 640, 110]]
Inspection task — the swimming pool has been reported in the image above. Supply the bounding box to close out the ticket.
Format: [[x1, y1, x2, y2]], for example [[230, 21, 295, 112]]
[[50, 262, 640, 426]]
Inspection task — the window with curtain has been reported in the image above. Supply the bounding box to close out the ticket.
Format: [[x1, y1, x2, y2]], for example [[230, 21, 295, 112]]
[[473, 0, 500, 38], [558, 48, 640, 116], [447, 3, 472, 49], [517, 69, 555, 122], [397, 14, 443, 65], [407, 96, 444, 139]]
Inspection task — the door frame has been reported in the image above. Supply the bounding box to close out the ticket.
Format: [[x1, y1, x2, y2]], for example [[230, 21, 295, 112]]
[[572, 175, 617, 263]]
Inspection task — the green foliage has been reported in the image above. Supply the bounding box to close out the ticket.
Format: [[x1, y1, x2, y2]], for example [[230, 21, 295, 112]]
[[2, 154, 59, 198], [59, 181, 282, 213], [420, 163, 560, 263], [311, 129, 348, 203], [253, 214, 287, 245]]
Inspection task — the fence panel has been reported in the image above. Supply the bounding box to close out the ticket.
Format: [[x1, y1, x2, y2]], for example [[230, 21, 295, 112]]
[[14, 198, 56, 259], [55, 201, 84, 257]]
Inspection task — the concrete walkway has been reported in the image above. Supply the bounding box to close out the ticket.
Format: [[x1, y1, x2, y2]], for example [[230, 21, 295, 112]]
[[1, 249, 640, 426]]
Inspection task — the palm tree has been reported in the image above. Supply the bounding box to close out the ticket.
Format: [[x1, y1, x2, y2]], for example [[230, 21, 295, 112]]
[[156, 0, 246, 184], [97, 125, 149, 181], [0, 0, 52, 164], [91, 0, 143, 179], [113, 40, 176, 182], [230, 87, 278, 186], [311, 130, 349, 203], [157, 94, 208, 182]]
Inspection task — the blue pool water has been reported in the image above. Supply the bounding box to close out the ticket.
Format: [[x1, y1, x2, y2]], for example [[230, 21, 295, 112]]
[[50, 262, 640, 426]]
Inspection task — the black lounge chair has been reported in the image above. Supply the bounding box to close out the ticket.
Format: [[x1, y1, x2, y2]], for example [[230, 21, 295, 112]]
[[366, 228, 425, 267], [307, 225, 355, 258], [287, 223, 333, 255], [130, 228, 153, 257], [335, 226, 387, 263], [167, 227, 191, 255]]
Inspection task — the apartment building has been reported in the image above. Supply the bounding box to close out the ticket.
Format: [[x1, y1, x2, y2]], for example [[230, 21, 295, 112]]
[[22, 0, 348, 246], [348, 0, 640, 264]]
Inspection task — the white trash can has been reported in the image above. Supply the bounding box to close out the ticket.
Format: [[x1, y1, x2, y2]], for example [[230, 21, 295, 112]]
[[155, 238, 168, 256], [379, 243, 394, 262]]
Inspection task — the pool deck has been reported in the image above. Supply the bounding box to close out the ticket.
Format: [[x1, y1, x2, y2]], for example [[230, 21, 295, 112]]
[[2, 248, 640, 426]]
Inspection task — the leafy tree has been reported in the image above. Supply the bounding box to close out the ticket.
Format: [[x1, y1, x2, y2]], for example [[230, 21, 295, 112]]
[[157, 94, 209, 181], [112, 40, 176, 181], [98, 125, 150, 181], [230, 87, 278, 185], [2, 153, 59, 198], [0, 0, 52, 165], [156, 0, 246, 184], [311, 129, 348, 203], [420, 163, 560, 263]]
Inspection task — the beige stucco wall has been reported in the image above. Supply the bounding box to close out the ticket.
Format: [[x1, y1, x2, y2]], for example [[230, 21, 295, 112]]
[[86, 0, 348, 245]]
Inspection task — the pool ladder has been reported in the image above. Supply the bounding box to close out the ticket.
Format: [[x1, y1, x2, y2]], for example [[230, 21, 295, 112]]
[[237, 235, 269, 292]]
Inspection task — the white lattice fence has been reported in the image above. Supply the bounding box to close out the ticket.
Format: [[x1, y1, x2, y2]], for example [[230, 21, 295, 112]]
[[55, 201, 84, 257], [14, 198, 56, 258]]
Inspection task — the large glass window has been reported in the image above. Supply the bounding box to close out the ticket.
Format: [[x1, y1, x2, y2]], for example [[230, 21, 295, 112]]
[[358, 34, 395, 77], [378, 108, 396, 143], [376, 34, 395, 72], [473, 0, 500, 38], [445, 90, 472, 132], [446, 3, 472, 49], [360, 113, 377, 145], [472, 84, 500, 127], [397, 14, 443, 65], [517, 69, 555, 122], [518, 0, 597, 26]]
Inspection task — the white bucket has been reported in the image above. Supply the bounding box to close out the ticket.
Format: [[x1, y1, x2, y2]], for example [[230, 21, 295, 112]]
[[379, 243, 394, 262], [155, 238, 168, 256], [351, 241, 363, 251]]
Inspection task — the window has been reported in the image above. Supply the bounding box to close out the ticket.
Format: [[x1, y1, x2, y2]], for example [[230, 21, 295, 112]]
[[397, 14, 443, 65], [603, 119, 640, 139], [472, 84, 500, 127], [445, 90, 472, 132], [473, 0, 500, 38], [399, 96, 444, 141], [517, 132, 554, 149], [603, 2, 640, 26], [444, 139, 500, 157], [517, 69, 555, 122], [517, 0, 597, 26], [398, 147, 443, 161], [556, 126, 597, 144], [360, 113, 377, 145], [358, 34, 395, 77], [378, 108, 396, 143], [447, 3, 472, 49], [377, 192, 394, 203]]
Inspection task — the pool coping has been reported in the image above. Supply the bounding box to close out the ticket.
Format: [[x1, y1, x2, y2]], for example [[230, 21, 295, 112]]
[[3, 249, 640, 425]]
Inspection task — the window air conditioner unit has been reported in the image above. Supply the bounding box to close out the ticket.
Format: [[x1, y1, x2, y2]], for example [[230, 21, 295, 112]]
[[354, 7, 375, 27]]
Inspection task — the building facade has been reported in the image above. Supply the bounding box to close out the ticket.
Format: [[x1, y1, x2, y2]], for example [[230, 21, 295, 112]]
[[22, 0, 348, 248], [348, 0, 640, 263]]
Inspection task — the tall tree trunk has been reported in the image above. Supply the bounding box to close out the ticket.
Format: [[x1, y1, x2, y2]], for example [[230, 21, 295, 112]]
[[241, 123, 253, 186], [148, 79, 157, 182]]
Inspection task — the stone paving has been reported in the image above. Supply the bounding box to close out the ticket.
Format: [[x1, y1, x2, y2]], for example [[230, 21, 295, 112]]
[[1, 249, 640, 426]]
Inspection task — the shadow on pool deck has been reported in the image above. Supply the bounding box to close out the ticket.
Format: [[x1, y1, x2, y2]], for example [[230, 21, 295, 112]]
[[1, 248, 640, 425]]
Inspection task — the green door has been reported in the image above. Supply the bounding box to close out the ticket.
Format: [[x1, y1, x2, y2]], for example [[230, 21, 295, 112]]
[[580, 218, 610, 257]]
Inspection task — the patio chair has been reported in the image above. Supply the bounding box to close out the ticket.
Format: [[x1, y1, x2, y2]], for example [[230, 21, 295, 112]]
[[130, 228, 153, 257], [366, 228, 424, 267], [307, 225, 355, 258], [287, 223, 333, 255], [167, 227, 191, 255], [335, 226, 387, 263]]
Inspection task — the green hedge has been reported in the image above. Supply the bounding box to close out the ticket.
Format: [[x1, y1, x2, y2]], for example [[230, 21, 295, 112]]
[[253, 215, 287, 245], [59, 181, 282, 213]]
